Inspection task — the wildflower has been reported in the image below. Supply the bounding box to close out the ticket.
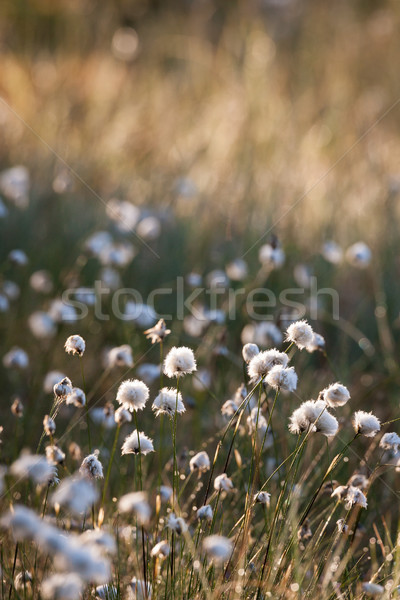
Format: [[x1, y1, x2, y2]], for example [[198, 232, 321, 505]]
[[1, 505, 41, 540], [49, 299, 78, 323], [203, 535, 232, 563], [3, 347, 29, 369], [107, 344, 133, 368], [91, 404, 115, 429], [158, 485, 173, 503], [289, 400, 338, 437], [242, 343, 260, 363], [226, 258, 248, 281], [254, 491, 271, 506], [380, 432, 400, 452], [248, 349, 289, 380], [118, 492, 151, 525], [28, 311, 56, 339], [247, 407, 268, 438], [54, 539, 111, 584], [336, 518, 348, 534], [121, 430, 154, 455], [144, 318, 171, 344], [241, 321, 283, 348], [258, 242, 285, 269], [43, 371, 66, 394], [166, 513, 188, 535], [114, 406, 132, 425], [221, 399, 239, 420], [306, 332, 326, 353], [331, 485, 367, 510], [43, 415, 56, 436], [79, 529, 117, 555], [41, 573, 84, 600], [214, 473, 234, 492], [321, 383, 350, 408], [152, 388, 185, 417], [80, 451, 104, 479], [136, 363, 161, 385], [322, 241, 343, 264], [129, 578, 152, 600], [9, 249, 28, 266], [347, 473, 368, 490], [116, 379, 149, 412], [64, 334, 86, 356], [361, 582, 384, 596], [353, 411, 381, 437], [11, 397, 24, 417], [53, 377, 73, 399], [164, 346, 197, 378], [190, 451, 210, 473], [51, 476, 99, 515], [11, 453, 56, 484], [197, 505, 213, 521], [286, 319, 314, 350], [30, 269, 53, 294], [66, 387, 86, 408], [265, 365, 298, 392], [151, 540, 170, 559], [346, 242, 372, 268], [46, 445, 66, 465], [69, 442, 82, 462], [14, 571, 32, 592], [95, 584, 118, 600]]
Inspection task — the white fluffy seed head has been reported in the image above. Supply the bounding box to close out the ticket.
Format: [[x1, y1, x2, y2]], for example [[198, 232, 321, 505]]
[[151, 540, 170, 559], [53, 377, 73, 399], [285, 319, 314, 350], [197, 505, 213, 521], [3, 347, 29, 370], [214, 473, 234, 492], [51, 476, 98, 515], [346, 242, 372, 269], [107, 345, 133, 368], [306, 332, 326, 353], [118, 492, 151, 524], [203, 535, 232, 563], [66, 387, 86, 408], [116, 379, 149, 412], [242, 343, 260, 363], [163, 346, 197, 378], [121, 430, 154, 455], [353, 411, 381, 437], [247, 349, 289, 381], [114, 406, 132, 426], [152, 388, 185, 417], [289, 400, 338, 437], [43, 415, 56, 436], [254, 491, 271, 506], [41, 573, 84, 600], [321, 383, 350, 408], [361, 582, 384, 596], [380, 432, 400, 452], [190, 451, 210, 473], [166, 513, 187, 535], [79, 451, 104, 479], [64, 334, 86, 356], [11, 453, 56, 485], [265, 365, 298, 392]]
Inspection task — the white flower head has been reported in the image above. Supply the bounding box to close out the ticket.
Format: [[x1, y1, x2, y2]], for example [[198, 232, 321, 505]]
[[118, 491, 151, 525], [28, 311, 56, 339], [114, 406, 132, 425], [43, 415, 56, 436], [163, 346, 197, 378], [3, 347, 29, 370], [151, 540, 170, 559], [331, 485, 367, 510], [11, 453, 56, 484], [321, 383, 350, 408], [214, 473, 234, 493], [306, 332, 326, 353], [79, 451, 104, 479], [353, 411, 381, 437], [64, 334, 86, 356], [116, 379, 149, 412], [247, 349, 289, 380], [258, 243, 285, 269], [285, 319, 314, 350], [95, 584, 118, 600], [51, 476, 99, 515], [361, 582, 384, 596], [197, 505, 213, 521], [66, 387, 86, 408], [129, 578, 152, 600], [380, 432, 400, 452], [254, 491, 271, 506], [158, 485, 173, 503], [203, 535, 232, 564], [221, 399, 239, 420], [166, 513, 187, 535], [289, 400, 338, 437], [79, 529, 116, 555], [46, 444, 66, 465], [144, 318, 171, 344], [14, 571, 32, 592], [242, 343, 260, 363], [1, 505, 41, 541], [152, 388, 185, 417], [41, 573, 84, 600], [266, 365, 297, 392], [121, 430, 154, 455], [107, 344, 133, 368], [346, 242, 371, 269], [190, 451, 210, 473], [53, 377, 73, 399]]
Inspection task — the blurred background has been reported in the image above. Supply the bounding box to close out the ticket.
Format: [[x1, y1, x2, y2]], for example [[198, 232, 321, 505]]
[[1, 0, 400, 453]]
